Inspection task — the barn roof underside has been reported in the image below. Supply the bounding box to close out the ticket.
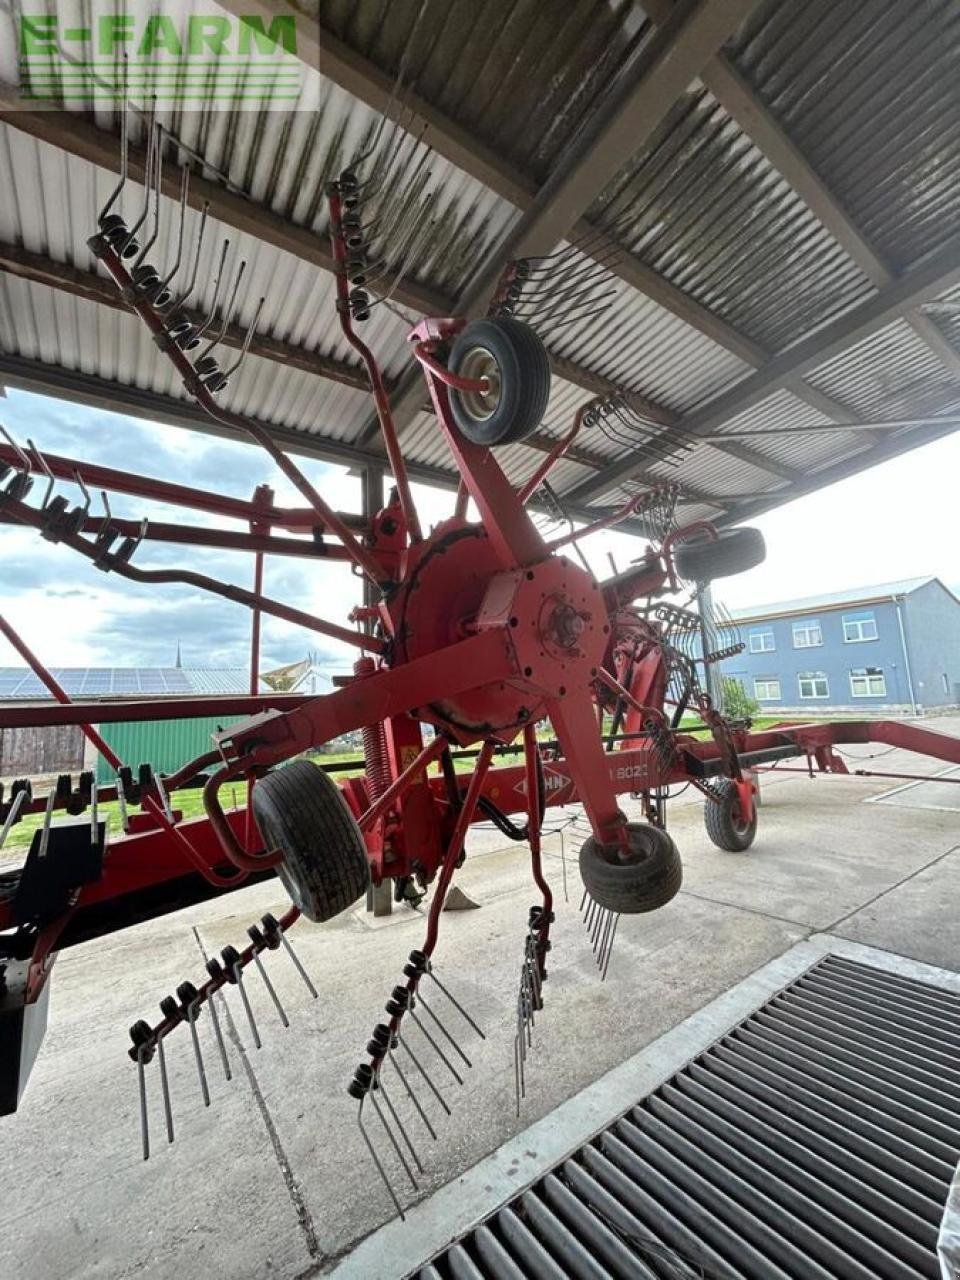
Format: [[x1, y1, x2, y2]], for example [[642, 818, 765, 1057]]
[[1, 0, 959, 535]]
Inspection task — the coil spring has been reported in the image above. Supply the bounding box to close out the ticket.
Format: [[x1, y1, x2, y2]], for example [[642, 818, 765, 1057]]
[[354, 657, 391, 800]]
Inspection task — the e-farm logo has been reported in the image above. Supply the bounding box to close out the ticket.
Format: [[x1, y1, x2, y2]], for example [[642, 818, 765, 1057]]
[[17, 5, 306, 106]]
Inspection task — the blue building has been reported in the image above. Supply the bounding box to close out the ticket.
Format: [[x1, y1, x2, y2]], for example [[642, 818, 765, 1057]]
[[716, 577, 960, 716]]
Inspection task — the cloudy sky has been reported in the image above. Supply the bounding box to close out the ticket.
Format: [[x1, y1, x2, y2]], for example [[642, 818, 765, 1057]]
[[0, 385, 956, 679]]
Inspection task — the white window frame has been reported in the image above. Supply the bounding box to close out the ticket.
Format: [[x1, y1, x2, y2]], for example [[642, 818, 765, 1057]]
[[850, 667, 887, 698], [798, 671, 829, 699], [753, 677, 781, 701], [792, 621, 823, 649], [842, 612, 878, 643], [748, 629, 775, 653]]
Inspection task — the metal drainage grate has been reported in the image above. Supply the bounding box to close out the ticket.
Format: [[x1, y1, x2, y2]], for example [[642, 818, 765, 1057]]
[[414, 956, 960, 1279]]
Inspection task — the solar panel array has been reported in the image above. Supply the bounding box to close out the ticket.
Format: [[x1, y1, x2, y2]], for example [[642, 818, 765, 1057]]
[[0, 667, 196, 700]]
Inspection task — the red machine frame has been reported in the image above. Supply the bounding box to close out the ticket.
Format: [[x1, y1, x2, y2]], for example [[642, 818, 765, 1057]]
[[2, 161, 960, 1147]]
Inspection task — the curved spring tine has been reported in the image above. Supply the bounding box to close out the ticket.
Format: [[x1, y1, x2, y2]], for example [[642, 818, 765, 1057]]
[[354, 110, 426, 214], [0, 788, 28, 852], [361, 194, 430, 288], [0, 425, 31, 472], [376, 1073, 423, 1174], [357, 1098, 406, 1220], [72, 469, 92, 514], [99, 94, 129, 224], [221, 296, 264, 377], [359, 126, 431, 234], [133, 123, 164, 271], [363, 169, 434, 275], [193, 239, 231, 341], [165, 201, 209, 314], [386, 1052, 437, 1140], [206, 989, 232, 1081], [527, 294, 617, 339], [121, 117, 157, 256], [155, 1034, 175, 1144], [369, 216, 437, 310], [185, 998, 210, 1106], [157, 166, 191, 293], [136, 1043, 151, 1161], [515, 279, 616, 328], [350, 92, 420, 200], [198, 258, 246, 360], [25, 439, 56, 507]]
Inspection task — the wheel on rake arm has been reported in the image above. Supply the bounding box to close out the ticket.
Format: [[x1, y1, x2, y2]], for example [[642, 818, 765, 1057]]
[[447, 317, 551, 445], [673, 525, 766, 582], [704, 777, 757, 852], [252, 760, 370, 922], [579, 822, 682, 914]]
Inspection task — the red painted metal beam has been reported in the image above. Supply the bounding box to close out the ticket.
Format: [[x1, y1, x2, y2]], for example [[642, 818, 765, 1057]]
[[0, 442, 365, 533], [0, 693, 310, 729]]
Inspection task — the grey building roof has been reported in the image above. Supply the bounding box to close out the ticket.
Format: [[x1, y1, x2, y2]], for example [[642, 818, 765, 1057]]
[[0, 666, 264, 701], [724, 576, 949, 624]]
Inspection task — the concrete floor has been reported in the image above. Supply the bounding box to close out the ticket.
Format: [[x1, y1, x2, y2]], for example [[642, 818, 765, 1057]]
[[1, 717, 958, 1279]]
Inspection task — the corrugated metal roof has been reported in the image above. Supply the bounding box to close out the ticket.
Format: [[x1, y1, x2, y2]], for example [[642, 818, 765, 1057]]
[[0, 0, 956, 531], [724, 576, 941, 622], [728, 0, 960, 272], [317, 0, 652, 180], [588, 85, 877, 352]]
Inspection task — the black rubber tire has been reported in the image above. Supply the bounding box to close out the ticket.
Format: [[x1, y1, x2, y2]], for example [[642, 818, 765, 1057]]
[[579, 822, 682, 915], [704, 777, 757, 852], [673, 526, 766, 582], [252, 759, 370, 922], [447, 317, 551, 445]]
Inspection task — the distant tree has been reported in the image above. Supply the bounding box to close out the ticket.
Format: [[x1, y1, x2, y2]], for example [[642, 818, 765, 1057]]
[[720, 676, 760, 721]]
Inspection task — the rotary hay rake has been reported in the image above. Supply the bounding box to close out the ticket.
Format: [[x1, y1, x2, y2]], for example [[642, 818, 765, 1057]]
[[2, 107, 960, 1220]]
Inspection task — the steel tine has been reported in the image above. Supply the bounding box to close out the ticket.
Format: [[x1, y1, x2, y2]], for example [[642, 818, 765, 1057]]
[[277, 927, 318, 998], [560, 831, 569, 903], [136, 1045, 150, 1160], [221, 948, 260, 1049], [186, 999, 210, 1106], [358, 1099, 406, 1220], [26, 439, 56, 508], [376, 1073, 423, 1174], [157, 166, 190, 292], [206, 990, 232, 1081], [194, 239, 231, 340], [370, 214, 437, 310], [369, 1087, 418, 1191], [407, 1007, 463, 1085], [121, 116, 155, 254], [199, 257, 246, 360], [252, 953, 289, 1028], [233, 964, 261, 1048], [71, 468, 92, 515], [167, 202, 209, 313], [597, 910, 615, 971], [387, 1051, 437, 1141], [99, 97, 129, 223], [397, 1034, 451, 1116], [132, 122, 164, 269], [414, 990, 471, 1068], [155, 1035, 174, 1144], [514, 1030, 524, 1114], [579, 887, 589, 913], [601, 915, 620, 982], [0, 424, 31, 473], [222, 295, 265, 377], [591, 903, 607, 952], [420, 962, 484, 1038]]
